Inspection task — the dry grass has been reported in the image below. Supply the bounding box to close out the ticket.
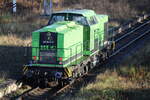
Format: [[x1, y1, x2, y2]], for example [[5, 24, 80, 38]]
[[0, 34, 31, 46], [60, 66, 150, 100]]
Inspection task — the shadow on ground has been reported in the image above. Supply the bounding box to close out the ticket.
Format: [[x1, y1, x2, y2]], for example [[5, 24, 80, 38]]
[[121, 88, 150, 100], [77, 87, 150, 100], [0, 45, 31, 80]]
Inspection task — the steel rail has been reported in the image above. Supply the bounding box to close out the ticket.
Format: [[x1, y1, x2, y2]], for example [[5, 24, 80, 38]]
[[15, 87, 38, 100], [52, 84, 71, 97], [110, 29, 150, 58], [14, 84, 71, 100]]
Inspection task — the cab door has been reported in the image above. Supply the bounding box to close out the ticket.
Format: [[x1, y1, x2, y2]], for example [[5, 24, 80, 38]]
[[39, 32, 58, 64], [88, 16, 100, 54]]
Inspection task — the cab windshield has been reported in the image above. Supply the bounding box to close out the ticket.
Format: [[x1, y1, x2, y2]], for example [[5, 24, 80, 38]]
[[48, 13, 88, 26]]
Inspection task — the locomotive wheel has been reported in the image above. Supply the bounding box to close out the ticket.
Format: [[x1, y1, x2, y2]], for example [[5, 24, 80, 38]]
[[80, 64, 85, 75], [87, 61, 93, 70], [78, 72, 82, 77], [84, 65, 88, 73], [72, 71, 76, 78]]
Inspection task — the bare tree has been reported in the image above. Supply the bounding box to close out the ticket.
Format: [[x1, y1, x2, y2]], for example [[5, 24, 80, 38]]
[[43, 0, 53, 15]]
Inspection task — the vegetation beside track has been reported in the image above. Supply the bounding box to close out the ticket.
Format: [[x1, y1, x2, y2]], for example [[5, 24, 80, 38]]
[[0, 15, 49, 80], [0, 34, 31, 46], [59, 43, 150, 100]]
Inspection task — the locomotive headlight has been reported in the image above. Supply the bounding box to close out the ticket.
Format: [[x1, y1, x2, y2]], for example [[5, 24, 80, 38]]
[[59, 62, 63, 65], [59, 57, 63, 65]]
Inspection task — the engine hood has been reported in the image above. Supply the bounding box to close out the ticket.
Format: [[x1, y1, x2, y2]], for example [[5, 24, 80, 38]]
[[33, 21, 81, 34]]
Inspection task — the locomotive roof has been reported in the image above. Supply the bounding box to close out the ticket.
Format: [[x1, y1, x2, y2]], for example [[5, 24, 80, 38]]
[[53, 9, 96, 17], [34, 21, 82, 34]]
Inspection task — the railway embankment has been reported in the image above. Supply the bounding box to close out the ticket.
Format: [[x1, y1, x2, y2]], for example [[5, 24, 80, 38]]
[[57, 35, 150, 100]]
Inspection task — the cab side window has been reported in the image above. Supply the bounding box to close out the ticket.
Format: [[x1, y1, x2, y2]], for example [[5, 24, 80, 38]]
[[72, 16, 88, 26], [88, 16, 98, 25]]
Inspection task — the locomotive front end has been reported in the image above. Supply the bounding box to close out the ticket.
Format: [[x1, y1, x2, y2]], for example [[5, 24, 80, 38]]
[[24, 21, 83, 87]]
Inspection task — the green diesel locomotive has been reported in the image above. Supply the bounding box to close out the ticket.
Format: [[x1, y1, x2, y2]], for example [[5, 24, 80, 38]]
[[24, 9, 111, 87]]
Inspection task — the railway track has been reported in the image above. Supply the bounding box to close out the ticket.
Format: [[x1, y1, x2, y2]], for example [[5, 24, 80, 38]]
[[10, 15, 150, 100], [13, 82, 73, 100], [111, 19, 150, 57]]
